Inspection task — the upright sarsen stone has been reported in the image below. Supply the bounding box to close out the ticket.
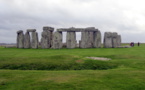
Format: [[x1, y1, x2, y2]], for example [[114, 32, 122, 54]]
[[17, 30, 24, 48], [80, 31, 87, 48], [31, 31, 39, 49], [52, 31, 63, 49], [66, 31, 76, 48], [104, 32, 112, 48], [41, 31, 49, 48], [112, 32, 118, 48], [80, 28, 101, 48], [104, 32, 121, 48], [117, 35, 121, 46], [24, 31, 31, 48], [93, 30, 101, 48], [41, 26, 54, 48], [87, 32, 94, 48]]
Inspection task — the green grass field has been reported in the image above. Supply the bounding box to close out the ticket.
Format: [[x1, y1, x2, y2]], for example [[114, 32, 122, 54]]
[[0, 44, 145, 90]]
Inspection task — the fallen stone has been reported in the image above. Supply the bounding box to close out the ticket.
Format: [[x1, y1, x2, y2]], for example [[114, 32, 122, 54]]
[[86, 57, 111, 61]]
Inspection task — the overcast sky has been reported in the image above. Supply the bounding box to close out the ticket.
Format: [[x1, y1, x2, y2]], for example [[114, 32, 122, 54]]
[[0, 0, 145, 43]]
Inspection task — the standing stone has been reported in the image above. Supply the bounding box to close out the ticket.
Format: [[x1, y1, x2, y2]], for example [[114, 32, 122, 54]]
[[104, 32, 112, 48], [24, 31, 31, 48], [117, 35, 121, 46], [87, 32, 94, 48], [93, 30, 101, 48], [52, 31, 63, 49], [31, 31, 39, 49], [17, 30, 24, 48], [80, 31, 88, 48], [80, 30, 101, 48], [112, 32, 118, 48], [80, 27, 100, 48], [41, 26, 54, 48], [66, 31, 76, 48]]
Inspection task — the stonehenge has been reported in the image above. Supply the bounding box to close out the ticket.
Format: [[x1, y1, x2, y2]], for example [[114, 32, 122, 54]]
[[103, 32, 121, 48], [17, 26, 122, 49]]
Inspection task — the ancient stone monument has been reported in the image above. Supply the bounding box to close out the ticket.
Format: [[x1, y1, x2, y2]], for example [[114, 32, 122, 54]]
[[17, 26, 122, 49], [41, 26, 54, 48], [17, 30, 24, 48], [103, 32, 121, 48], [57, 27, 101, 49]]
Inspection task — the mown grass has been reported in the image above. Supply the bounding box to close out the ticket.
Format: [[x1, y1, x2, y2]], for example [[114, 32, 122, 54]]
[[0, 44, 145, 90], [0, 47, 120, 70], [0, 70, 145, 90]]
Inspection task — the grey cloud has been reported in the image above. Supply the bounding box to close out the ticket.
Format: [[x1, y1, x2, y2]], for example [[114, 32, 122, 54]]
[[0, 0, 145, 43]]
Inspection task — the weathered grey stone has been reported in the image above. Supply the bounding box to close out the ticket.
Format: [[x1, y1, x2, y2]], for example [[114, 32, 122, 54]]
[[43, 26, 54, 32], [112, 32, 118, 48], [57, 27, 98, 32], [41, 31, 49, 48], [80, 31, 88, 48], [87, 32, 94, 48], [24, 31, 31, 48], [31, 32, 39, 49], [27, 29, 36, 32], [103, 32, 112, 48], [41, 27, 54, 48], [52, 31, 63, 49], [79, 40, 81, 48], [93, 30, 101, 48], [85, 27, 95, 30], [66, 31, 76, 48], [117, 35, 121, 46], [80, 28, 101, 48], [17, 30, 23, 34], [17, 30, 24, 48]]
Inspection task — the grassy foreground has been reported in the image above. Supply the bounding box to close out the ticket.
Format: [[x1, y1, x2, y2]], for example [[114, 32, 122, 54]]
[[0, 44, 145, 90]]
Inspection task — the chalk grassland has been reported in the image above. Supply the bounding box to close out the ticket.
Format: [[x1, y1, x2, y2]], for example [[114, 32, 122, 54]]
[[0, 44, 145, 90]]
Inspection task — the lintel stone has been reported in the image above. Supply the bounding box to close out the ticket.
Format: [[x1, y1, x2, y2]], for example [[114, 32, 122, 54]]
[[17, 30, 23, 34], [27, 29, 36, 32], [57, 27, 98, 32], [43, 26, 54, 32]]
